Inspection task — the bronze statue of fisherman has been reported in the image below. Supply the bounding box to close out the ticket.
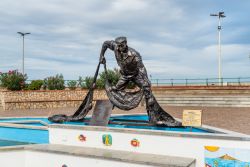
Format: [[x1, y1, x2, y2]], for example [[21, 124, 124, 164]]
[[99, 37, 180, 126], [49, 36, 180, 127]]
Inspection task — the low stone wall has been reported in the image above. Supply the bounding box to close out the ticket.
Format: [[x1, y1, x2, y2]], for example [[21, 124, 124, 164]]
[[1, 89, 108, 110], [1, 86, 250, 110], [0, 91, 3, 109]]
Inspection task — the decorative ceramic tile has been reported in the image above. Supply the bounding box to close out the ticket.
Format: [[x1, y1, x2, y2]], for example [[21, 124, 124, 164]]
[[102, 134, 112, 146], [131, 138, 140, 147], [78, 134, 86, 142], [204, 146, 250, 167]]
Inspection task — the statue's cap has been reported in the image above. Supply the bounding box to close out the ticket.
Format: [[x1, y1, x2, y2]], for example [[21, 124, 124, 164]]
[[115, 36, 127, 43]]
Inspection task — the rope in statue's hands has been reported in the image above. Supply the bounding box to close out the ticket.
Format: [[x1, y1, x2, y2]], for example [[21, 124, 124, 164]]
[[90, 62, 101, 90], [99, 55, 106, 65], [90, 53, 108, 89], [99, 55, 109, 80]]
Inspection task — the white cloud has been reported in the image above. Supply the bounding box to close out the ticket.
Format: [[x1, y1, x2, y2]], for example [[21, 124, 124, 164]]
[[112, 0, 148, 11], [0, 0, 250, 80]]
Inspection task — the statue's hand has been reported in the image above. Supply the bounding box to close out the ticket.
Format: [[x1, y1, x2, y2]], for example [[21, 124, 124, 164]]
[[99, 56, 106, 64], [92, 83, 96, 89]]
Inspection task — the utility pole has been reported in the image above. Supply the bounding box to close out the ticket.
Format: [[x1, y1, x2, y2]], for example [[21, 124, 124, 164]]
[[17, 32, 31, 75], [210, 12, 226, 85]]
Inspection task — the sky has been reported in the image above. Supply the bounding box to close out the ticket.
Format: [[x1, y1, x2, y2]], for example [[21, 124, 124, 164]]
[[0, 0, 250, 80]]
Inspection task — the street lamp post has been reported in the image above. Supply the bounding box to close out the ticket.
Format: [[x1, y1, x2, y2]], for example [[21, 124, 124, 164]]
[[210, 12, 226, 85], [17, 32, 30, 75]]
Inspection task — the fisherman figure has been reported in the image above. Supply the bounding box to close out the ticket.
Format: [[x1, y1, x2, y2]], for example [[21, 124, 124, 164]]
[[100, 37, 180, 126]]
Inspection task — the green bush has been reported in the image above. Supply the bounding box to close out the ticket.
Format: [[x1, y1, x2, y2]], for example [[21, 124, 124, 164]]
[[44, 74, 65, 90], [81, 68, 122, 89], [0, 70, 27, 91], [98, 68, 120, 89], [97, 68, 135, 89], [83, 76, 94, 89], [95, 78, 104, 89], [67, 80, 77, 90], [27, 80, 44, 90], [78, 76, 85, 89]]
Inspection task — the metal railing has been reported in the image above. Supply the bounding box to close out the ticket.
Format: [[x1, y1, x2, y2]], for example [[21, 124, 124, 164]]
[[150, 77, 250, 86], [26, 77, 250, 87]]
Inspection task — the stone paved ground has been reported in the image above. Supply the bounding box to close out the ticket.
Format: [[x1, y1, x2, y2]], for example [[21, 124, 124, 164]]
[[0, 105, 250, 135]]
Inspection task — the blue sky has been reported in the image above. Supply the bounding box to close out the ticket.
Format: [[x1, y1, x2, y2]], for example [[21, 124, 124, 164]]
[[0, 0, 250, 80]]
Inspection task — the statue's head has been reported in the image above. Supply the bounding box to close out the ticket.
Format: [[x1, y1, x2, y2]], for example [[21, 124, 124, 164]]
[[115, 36, 127, 52]]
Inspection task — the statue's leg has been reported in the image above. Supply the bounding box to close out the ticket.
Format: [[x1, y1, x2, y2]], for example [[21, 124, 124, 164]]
[[132, 72, 154, 119], [114, 75, 129, 90], [133, 72, 181, 126], [132, 72, 153, 103]]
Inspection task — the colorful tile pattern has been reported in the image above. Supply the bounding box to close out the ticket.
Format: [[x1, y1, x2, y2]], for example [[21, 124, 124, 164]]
[[131, 138, 140, 147], [78, 134, 86, 142], [205, 146, 250, 167], [102, 134, 112, 146]]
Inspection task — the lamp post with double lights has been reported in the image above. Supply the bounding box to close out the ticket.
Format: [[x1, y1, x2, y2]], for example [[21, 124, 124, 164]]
[[17, 32, 31, 75], [210, 12, 226, 85]]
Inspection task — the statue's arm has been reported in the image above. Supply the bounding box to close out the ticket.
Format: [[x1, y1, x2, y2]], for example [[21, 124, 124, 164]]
[[100, 40, 116, 63], [135, 53, 148, 76]]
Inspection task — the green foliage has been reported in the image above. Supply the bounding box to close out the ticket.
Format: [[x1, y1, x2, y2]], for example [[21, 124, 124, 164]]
[[95, 78, 104, 89], [98, 68, 120, 88], [67, 80, 77, 90], [0, 70, 27, 91], [81, 68, 121, 89], [98, 68, 135, 89], [83, 76, 94, 89], [78, 76, 86, 89], [44, 74, 65, 90], [0, 68, 136, 91], [27, 80, 44, 90]]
